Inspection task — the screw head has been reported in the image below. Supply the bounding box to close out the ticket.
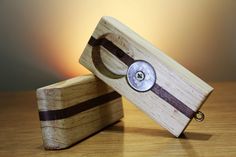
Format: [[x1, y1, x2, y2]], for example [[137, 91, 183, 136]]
[[135, 71, 145, 81]]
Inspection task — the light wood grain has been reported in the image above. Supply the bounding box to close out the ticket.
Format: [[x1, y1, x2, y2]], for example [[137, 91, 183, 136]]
[[79, 16, 213, 137], [0, 82, 235, 157], [36, 75, 123, 149]]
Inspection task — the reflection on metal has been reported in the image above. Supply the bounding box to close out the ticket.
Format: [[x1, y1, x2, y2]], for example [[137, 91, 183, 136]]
[[127, 60, 156, 92]]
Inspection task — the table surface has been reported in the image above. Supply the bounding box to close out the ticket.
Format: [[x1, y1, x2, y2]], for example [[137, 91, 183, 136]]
[[0, 82, 236, 157]]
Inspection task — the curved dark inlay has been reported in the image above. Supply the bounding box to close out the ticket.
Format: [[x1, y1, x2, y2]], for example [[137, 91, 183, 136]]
[[89, 36, 134, 66], [88, 36, 195, 119], [91, 40, 124, 79], [39, 91, 121, 121]]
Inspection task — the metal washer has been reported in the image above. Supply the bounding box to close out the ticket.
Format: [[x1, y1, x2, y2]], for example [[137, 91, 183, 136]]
[[126, 60, 156, 92]]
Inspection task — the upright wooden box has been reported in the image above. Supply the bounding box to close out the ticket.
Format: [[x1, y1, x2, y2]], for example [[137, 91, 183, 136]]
[[79, 16, 213, 137], [36, 75, 123, 149]]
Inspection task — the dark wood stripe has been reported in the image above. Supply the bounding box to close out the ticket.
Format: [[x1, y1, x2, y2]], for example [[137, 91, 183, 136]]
[[88, 36, 134, 66], [151, 84, 194, 118], [88, 36, 195, 119], [39, 91, 121, 121]]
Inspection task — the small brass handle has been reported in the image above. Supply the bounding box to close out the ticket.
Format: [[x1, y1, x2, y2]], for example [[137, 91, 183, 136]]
[[194, 111, 205, 122]]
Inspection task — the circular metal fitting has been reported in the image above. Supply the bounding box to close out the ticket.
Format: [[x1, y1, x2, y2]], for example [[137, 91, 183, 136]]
[[126, 60, 156, 92], [194, 111, 205, 122]]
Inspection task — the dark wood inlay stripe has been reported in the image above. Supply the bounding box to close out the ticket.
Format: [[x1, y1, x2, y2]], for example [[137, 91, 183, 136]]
[[39, 91, 121, 121], [88, 36, 134, 66], [88, 36, 195, 119], [151, 84, 194, 118]]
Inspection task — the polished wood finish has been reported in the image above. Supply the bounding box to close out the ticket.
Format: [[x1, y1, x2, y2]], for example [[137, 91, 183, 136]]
[[36, 75, 123, 149], [0, 82, 235, 156], [79, 16, 213, 137]]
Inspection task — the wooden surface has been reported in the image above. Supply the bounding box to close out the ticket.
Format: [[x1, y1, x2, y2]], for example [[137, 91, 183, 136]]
[[37, 75, 123, 149], [0, 82, 235, 157], [79, 16, 213, 137]]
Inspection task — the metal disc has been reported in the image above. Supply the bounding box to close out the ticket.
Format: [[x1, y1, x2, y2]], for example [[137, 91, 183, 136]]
[[126, 60, 156, 92]]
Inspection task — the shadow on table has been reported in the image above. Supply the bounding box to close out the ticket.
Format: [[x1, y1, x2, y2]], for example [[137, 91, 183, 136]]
[[105, 124, 212, 141], [179, 132, 212, 141], [35, 121, 212, 156], [103, 121, 213, 157]]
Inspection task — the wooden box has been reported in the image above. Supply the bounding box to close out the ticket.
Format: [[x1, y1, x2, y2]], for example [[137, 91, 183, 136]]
[[79, 16, 213, 137], [36, 75, 123, 149]]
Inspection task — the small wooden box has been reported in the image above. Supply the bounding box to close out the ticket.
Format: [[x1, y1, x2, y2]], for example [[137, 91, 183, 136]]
[[36, 75, 123, 149], [79, 16, 213, 137]]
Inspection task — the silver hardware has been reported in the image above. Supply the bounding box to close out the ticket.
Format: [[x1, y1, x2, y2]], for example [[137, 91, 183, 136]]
[[127, 60, 156, 92]]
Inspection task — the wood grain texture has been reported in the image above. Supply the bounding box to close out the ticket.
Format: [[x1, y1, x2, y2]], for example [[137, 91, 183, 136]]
[[36, 75, 123, 149], [0, 82, 235, 157], [79, 16, 213, 137]]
